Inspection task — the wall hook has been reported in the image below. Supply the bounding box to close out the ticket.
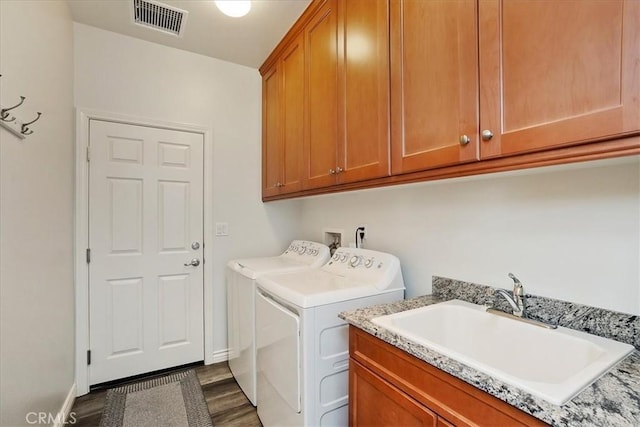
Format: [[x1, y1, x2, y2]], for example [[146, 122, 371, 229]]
[[1, 96, 26, 122], [21, 112, 41, 136]]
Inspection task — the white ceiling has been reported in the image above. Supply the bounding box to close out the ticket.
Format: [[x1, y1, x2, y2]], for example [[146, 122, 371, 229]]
[[67, 0, 312, 69]]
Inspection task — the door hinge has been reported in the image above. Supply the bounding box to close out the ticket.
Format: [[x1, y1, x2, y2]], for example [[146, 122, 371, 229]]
[[87, 350, 91, 365], [86, 248, 91, 263], [86, 146, 91, 162]]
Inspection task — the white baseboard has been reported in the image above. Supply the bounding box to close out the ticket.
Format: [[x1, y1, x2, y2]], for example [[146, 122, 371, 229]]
[[210, 348, 229, 364], [54, 383, 76, 427]]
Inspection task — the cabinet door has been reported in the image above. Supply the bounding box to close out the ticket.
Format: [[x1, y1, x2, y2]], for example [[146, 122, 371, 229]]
[[479, 0, 640, 158], [262, 64, 282, 198], [338, 0, 390, 184], [390, 0, 479, 174], [303, 0, 339, 190], [350, 359, 438, 427], [436, 417, 455, 427], [280, 36, 305, 194]]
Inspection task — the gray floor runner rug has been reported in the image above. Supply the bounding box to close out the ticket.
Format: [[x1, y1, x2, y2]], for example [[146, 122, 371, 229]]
[[100, 370, 213, 427]]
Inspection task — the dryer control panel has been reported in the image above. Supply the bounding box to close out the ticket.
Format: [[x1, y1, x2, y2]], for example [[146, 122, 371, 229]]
[[323, 247, 404, 290]]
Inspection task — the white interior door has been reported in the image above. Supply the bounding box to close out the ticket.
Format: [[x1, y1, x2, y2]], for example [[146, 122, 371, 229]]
[[88, 120, 204, 385]]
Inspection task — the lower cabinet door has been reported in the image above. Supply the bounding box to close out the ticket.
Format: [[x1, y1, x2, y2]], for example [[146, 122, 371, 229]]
[[350, 359, 437, 426]]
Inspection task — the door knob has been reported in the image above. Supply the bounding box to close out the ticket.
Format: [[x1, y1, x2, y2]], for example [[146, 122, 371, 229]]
[[481, 129, 494, 141], [191, 242, 200, 250], [459, 135, 471, 145], [184, 258, 200, 267]]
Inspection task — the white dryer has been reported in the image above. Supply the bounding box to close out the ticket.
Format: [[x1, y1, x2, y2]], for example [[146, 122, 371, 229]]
[[226, 240, 330, 406], [255, 247, 405, 426]]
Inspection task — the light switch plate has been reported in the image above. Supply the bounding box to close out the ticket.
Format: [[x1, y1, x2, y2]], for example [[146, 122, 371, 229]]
[[215, 222, 229, 236]]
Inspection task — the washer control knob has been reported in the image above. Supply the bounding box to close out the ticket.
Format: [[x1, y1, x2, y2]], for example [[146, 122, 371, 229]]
[[349, 255, 361, 267], [364, 258, 374, 268], [332, 252, 340, 260], [340, 253, 348, 262], [298, 246, 306, 254]]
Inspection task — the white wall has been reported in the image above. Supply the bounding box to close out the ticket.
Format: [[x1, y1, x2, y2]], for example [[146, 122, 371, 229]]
[[73, 23, 302, 355], [0, 1, 76, 425], [298, 158, 640, 314]]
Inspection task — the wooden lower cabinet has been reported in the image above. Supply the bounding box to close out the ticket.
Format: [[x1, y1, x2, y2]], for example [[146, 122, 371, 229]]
[[349, 326, 548, 427], [350, 360, 438, 426]]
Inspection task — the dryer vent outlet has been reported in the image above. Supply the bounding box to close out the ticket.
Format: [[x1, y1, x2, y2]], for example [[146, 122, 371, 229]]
[[323, 229, 343, 256]]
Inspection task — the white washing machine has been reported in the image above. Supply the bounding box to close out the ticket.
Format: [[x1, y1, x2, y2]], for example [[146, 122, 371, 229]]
[[255, 247, 405, 426], [226, 240, 330, 406]]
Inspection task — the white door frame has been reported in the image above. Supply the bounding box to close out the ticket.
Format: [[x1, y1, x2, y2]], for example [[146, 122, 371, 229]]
[[74, 108, 215, 395]]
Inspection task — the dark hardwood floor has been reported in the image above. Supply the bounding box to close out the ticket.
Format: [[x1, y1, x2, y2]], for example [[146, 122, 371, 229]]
[[71, 362, 261, 426]]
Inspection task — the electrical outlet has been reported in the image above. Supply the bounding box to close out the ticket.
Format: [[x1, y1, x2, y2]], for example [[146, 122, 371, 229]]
[[358, 224, 367, 240], [215, 222, 229, 236]]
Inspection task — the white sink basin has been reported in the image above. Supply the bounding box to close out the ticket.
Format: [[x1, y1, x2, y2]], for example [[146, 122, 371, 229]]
[[371, 299, 634, 405]]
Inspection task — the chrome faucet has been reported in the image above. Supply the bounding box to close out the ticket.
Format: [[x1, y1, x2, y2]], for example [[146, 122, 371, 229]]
[[492, 273, 526, 317]]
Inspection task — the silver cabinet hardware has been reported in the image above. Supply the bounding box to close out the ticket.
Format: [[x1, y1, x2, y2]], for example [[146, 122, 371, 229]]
[[481, 129, 494, 141], [329, 169, 336, 175], [459, 134, 471, 145], [336, 166, 343, 173]]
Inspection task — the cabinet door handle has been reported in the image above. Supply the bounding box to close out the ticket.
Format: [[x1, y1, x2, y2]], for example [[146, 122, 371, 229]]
[[329, 169, 336, 175], [336, 166, 343, 174], [275, 182, 283, 187], [459, 135, 471, 145], [481, 130, 494, 141]]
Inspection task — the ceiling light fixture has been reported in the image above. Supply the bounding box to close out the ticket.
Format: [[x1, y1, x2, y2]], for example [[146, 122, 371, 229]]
[[214, 1, 251, 18]]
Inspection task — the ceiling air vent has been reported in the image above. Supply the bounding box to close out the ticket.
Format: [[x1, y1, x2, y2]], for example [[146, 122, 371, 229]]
[[132, 0, 188, 37]]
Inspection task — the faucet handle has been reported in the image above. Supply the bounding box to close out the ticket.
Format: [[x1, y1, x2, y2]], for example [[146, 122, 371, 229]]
[[508, 273, 524, 292]]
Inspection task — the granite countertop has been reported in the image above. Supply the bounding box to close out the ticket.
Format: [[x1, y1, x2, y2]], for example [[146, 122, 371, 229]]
[[340, 292, 640, 426]]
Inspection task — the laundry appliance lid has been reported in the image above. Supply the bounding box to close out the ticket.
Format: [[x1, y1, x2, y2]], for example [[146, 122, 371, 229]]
[[227, 256, 313, 279], [257, 269, 400, 309]]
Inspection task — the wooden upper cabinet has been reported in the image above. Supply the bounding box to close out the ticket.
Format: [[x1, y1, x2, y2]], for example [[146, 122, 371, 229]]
[[303, 0, 340, 190], [391, 0, 640, 172], [479, 0, 640, 158], [280, 36, 305, 193], [261, 0, 639, 200], [261, 36, 305, 198], [262, 64, 282, 198], [339, 0, 390, 184], [303, 0, 390, 190], [391, 0, 479, 175]]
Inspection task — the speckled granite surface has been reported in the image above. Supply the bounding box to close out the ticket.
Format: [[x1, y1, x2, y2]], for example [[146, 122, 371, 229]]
[[339, 278, 640, 427]]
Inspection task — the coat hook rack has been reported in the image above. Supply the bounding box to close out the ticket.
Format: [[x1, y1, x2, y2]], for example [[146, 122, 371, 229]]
[[21, 112, 41, 136], [0, 96, 25, 123], [0, 75, 43, 139]]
